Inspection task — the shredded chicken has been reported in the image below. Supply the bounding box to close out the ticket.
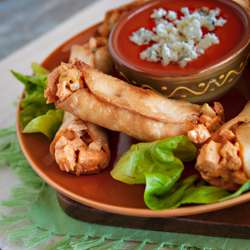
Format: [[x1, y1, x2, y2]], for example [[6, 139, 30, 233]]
[[196, 128, 247, 191], [55, 63, 84, 102], [66, 119, 87, 137], [196, 140, 222, 173], [187, 103, 224, 144], [45, 59, 84, 103], [55, 136, 77, 172], [220, 141, 242, 170], [220, 129, 235, 142], [199, 114, 221, 132], [56, 80, 72, 102], [54, 119, 109, 175], [187, 124, 211, 144]]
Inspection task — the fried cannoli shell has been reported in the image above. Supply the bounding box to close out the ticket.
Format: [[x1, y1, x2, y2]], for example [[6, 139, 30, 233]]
[[69, 37, 112, 74], [57, 88, 197, 142], [50, 111, 110, 175], [212, 101, 250, 177], [98, 0, 151, 37], [81, 63, 200, 124], [211, 101, 250, 141], [70, 44, 95, 68], [50, 38, 112, 175], [46, 60, 201, 142]]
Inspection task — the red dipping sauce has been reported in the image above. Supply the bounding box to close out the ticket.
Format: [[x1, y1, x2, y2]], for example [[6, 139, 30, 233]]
[[113, 0, 246, 76]]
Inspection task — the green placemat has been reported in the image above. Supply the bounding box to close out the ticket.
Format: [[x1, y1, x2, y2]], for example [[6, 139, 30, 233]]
[[1, 126, 250, 250]]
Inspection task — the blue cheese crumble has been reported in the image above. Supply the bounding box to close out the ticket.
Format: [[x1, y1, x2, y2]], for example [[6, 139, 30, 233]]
[[129, 7, 227, 67]]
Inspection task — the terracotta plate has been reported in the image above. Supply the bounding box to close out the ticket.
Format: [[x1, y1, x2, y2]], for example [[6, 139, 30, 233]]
[[17, 23, 250, 217]]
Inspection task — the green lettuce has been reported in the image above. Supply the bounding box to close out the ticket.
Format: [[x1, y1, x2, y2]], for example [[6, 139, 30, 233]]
[[12, 63, 63, 140], [111, 136, 197, 210], [157, 175, 250, 210], [111, 136, 250, 210], [22, 109, 64, 141]]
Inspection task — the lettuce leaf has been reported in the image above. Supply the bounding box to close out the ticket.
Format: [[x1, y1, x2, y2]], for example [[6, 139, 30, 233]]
[[22, 109, 64, 141], [145, 175, 230, 210], [111, 136, 250, 210], [152, 176, 250, 210], [111, 136, 197, 209], [12, 63, 63, 140]]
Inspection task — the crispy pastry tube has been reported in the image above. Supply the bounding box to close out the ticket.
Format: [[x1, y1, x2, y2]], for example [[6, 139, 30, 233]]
[[98, 0, 151, 38], [45, 59, 223, 142], [50, 111, 110, 175], [49, 37, 112, 175], [69, 37, 112, 74], [196, 101, 250, 191]]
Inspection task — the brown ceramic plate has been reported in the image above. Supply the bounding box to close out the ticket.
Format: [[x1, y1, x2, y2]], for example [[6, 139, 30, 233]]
[[17, 22, 250, 217]]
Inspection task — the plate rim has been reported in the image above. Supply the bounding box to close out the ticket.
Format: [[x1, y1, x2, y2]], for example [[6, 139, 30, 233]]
[[16, 22, 250, 218]]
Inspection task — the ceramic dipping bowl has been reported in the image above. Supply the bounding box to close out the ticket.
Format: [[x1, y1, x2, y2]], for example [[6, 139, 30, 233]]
[[109, 0, 250, 103]]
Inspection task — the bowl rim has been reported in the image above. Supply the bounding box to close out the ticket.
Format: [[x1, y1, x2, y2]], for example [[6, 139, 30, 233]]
[[109, 0, 250, 78]]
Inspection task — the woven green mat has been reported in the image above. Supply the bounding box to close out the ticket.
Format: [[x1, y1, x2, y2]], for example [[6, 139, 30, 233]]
[[1, 126, 250, 250]]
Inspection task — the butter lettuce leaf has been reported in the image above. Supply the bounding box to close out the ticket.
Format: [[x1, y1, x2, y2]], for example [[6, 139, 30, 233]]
[[22, 109, 64, 141], [12, 63, 63, 140], [111, 136, 197, 184], [146, 175, 230, 210], [159, 177, 250, 210], [111, 136, 250, 210], [111, 136, 197, 209]]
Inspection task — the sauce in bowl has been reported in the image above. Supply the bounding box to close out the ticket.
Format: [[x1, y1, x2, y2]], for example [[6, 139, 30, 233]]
[[111, 0, 246, 76]]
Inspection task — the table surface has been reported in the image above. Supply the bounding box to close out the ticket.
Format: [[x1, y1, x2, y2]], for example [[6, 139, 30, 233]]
[[0, 0, 99, 60], [0, 0, 173, 249]]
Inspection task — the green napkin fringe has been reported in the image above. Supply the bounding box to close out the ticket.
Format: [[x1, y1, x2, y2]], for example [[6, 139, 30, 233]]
[[0, 213, 26, 226], [0, 199, 31, 207], [6, 225, 38, 241], [0, 125, 249, 250], [0, 126, 174, 249]]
